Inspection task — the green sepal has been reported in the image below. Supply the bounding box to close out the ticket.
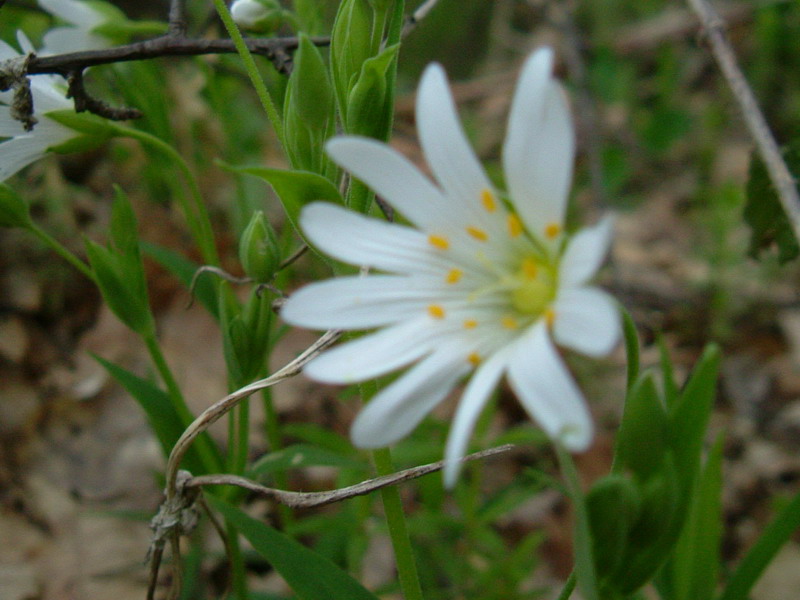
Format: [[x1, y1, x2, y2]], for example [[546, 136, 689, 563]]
[[330, 0, 375, 121], [345, 43, 399, 138], [0, 183, 32, 228], [45, 109, 116, 138], [219, 288, 272, 385], [613, 371, 669, 480], [586, 474, 641, 581], [238, 210, 281, 283], [283, 34, 335, 174]]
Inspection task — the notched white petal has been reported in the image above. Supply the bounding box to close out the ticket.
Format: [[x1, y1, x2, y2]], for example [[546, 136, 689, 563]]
[[325, 137, 450, 229], [351, 352, 468, 448], [559, 215, 614, 288], [553, 287, 620, 357], [507, 324, 593, 452]]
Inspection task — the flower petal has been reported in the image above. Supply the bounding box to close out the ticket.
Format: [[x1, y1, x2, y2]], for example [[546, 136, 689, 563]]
[[553, 287, 620, 357], [282, 275, 454, 330], [325, 137, 451, 230], [303, 319, 436, 383], [443, 347, 512, 487], [300, 202, 441, 275], [0, 136, 49, 181], [351, 351, 469, 448], [504, 54, 575, 238], [416, 63, 492, 210], [507, 323, 593, 451], [559, 216, 614, 288], [39, 0, 105, 27]]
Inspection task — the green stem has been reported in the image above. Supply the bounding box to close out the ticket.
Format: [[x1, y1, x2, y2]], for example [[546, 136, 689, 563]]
[[556, 445, 599, 600], [28, 223, 96, 282], [212, 0, 285, 148], [143, 332, 220, 473], [262, 387, 293, 528], [225, 519, 249, 600], [371, 447, 425, 600], [556, 571, 577, 600], [110, 124, 219, 266]]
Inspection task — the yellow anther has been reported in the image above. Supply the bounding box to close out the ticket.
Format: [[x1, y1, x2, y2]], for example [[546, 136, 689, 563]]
[[507, 214, 523, 238], [545, 308, 556, 327], [428, 234, 450, 250], [466, 226, 488, 241], [428, 304, 446, 319], [545, 223, 561, 239], [463, 319, 478, 329], [480, 189, 497, 212], [501, 316, 519, 330], [468, 352, 481, 366], [446, 269, 463, 284], [521, 257, 538, 279]]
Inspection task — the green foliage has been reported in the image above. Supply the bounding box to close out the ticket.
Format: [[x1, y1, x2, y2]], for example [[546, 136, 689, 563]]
[[331, 0, 375, 120], [249, 444, 365, 476], [345, 43, 400, 138], [0, 183, 32, 228], [219, 287, 273, 385], [84, 187, 154, 335], [283, 34, 336, 175], [744, 143, 800, 263], [210, 496, 382, 600], [93, 355, 213, 475]]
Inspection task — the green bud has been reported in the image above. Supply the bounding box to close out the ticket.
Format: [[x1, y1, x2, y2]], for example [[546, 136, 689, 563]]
[[330, 0, 375, 121], [283, 34, 335, 174], [239, 210, 281, 283], [0, 183, 32, 229], [345, 43, 399, 137], [230, 0, 284, 33], [587, 474, 641, 582]]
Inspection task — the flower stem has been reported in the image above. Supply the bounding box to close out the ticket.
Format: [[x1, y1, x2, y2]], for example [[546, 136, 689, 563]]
[[556, 571, 577, 600], [212, 0, 285, 148], [110, 124, 220, 267], [371, 447, 425, 600], [28, 222, 96, 282]]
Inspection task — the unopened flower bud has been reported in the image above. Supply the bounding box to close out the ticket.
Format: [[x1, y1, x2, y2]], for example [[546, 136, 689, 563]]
[[230, 0, 283, 32], [239, 211, 281, 282]]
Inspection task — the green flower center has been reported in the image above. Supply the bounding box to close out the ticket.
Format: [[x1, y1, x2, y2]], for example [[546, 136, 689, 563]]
[[509, 256, 556, 316]]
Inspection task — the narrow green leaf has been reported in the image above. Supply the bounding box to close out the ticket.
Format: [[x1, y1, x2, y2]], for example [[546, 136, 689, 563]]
[[669, 344, 721, 493], [109, 186, 139, 255], [718, 490, 800, 600], [671, 434, 724, 600], [209, 496, 382, 600], [93, 355, 208, 475], [223, 165, 342, 238], [587, 474, 641, 581], [621, 307, 640, 393], [249, 444, 365, 476], [658, 335, 679, 408]]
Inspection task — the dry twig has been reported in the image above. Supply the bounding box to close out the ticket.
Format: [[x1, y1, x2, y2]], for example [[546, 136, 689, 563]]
[[687, 0, 800, 240]]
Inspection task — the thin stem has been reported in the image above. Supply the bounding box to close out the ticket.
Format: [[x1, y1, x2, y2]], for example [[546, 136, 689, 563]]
[[28, 222, 96, 282], [143, 332, 220, 474], [212, 0, 286, 149], [687, 0, 800, 240], [556, 571, 577, 600], [371, 447, 425, 600], [111, 124, 219, 266]]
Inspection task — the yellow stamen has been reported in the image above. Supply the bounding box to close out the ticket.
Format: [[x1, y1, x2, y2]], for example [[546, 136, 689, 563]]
[[545, 308, 556, 327], [468, 352, 481, 366], [428, 234, 449, 250], [428, 304, 446, 319], [466, 226, 488, 241], [480, 189, 497, 212], [501, 316, 519, 330], [521, 257, 538, 279], [507, 214, 523, 238], [463, 319, 478, 329], [545, 223, 561, 239], [446, 268, 463, 284]]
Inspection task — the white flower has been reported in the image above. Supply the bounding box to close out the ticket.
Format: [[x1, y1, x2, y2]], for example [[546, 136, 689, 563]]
[[281, 48, 621, 486], [230, 0, 282, 32], [38, 0, 111, 55], [0, 33, 86, 181]]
